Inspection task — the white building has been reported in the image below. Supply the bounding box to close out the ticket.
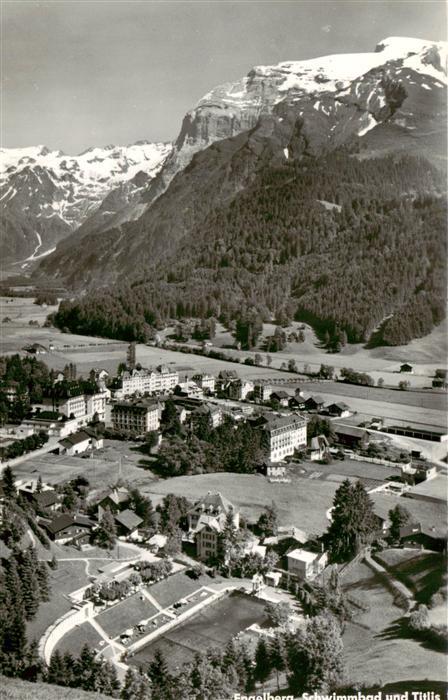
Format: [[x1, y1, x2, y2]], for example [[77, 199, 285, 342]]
[[58, 430, 103, 456], [287, 548, 328, 581], [192, 374, 216, 394], [115, 365, 179, 398], [111, 400, 160, 435], [262, 413, 307, 463]]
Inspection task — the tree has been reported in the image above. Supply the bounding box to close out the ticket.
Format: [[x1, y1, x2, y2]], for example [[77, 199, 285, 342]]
[[288, 359, 298, 373], [288, 613, 345, 694], [254, 353, 262, 366], [256, 502, 279, 537], [388, 504, 411, 543], [409, 604, 430, 631], [377, 377, 385, 388], [121, 667, 151, 699], [265, 601, 292, 628], [161, 398, 182, 435], [95, 507, 117, 549], [399, 380, 411, 390], [326, 479, 376, 562], [2, 465, 16, 500], [254, 637, 271, 689], [16, 549, 41, 620], [269, 631, 288, 690], [148, 649, 174, 699], [318, 364, 334, 380], [129, 488, 156, 530]]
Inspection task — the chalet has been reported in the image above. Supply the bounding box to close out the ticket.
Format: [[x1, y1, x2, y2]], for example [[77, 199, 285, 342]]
[[227, 379, 254, 401], [187, 491, 239, 561], [334, 425, 369, 450], [309, 434, 330, 461], [23, 343, 47, 355], [399, 523, 447, 552], [58, 429, 103, 456], [304, 396, 324, 412], [97, 487, 130, 518], [326, 402, 350, 418], [114, 509, 143, 540], [399, 363, 413, 373], [16, 478, 55, 502], [43, 513, 95, 544], [287, 548, 328, 581], [33, 490, 60, 512], [271, 391, 290, 407]]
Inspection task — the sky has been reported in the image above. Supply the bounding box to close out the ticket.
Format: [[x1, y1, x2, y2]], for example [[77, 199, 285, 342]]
[[2, 0, 446, 153]]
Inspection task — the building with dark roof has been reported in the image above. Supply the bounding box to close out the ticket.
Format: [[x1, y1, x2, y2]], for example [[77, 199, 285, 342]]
[[399, 523, 447, 551], [256, 412, 307, 463], [187, 492, 239, 561], [111, 400, 160, 435], [42, 513, 95, 544], [58, 429, 103, 455], [334, 424, 369, 450], [114, 509, 143, 539]]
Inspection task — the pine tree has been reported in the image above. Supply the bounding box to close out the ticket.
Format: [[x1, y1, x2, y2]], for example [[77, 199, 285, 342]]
[[269, 631, 288, 690], [47, 650, 65, 686], [148, 649, 173, 699], [17, 548, 41, 619], [326, 479, 376, 562], [37, 561, 51, 601], [388, 504, 411, 543], [3, 466, 16, 500], [95, 506, 117, 549], [254, 637, 271, 689]]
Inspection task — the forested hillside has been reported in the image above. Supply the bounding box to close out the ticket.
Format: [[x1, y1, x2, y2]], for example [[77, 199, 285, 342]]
[[54, 151, 446, 347]]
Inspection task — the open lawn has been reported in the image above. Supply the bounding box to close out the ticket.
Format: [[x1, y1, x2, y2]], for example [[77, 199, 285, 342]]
[[95, 593, 158, 639], [144, 471, 338, 534], [372, 495, 447, 534], [129, 591, 268, 672], [55, 621, 104, 657], [147, 571, 212, 609], [26, 561, 90, 641], [376, 549, 448, 605], [0, 676, 113, 700], [342, 560, 448, 687]]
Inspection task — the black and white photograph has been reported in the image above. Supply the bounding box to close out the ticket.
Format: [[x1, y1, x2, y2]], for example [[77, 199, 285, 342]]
[[0, 1, 446, 698]]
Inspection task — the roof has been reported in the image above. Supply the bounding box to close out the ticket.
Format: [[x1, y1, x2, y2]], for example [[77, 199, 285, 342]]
[[334, 425, 367, 439], [287, 548, 318, 563], [328, 402, 350, 411], [271, 390, 289, 399], [59, 430, 91, 448], [112, 401, 159, 414], [148, 534, 168, 547], [400, 522, 447, 540], [310, 435, 330, 450], [35, 491, 58, 508], [114, 509, 143, 531], [218, 370, 239, 380], [190, 491, 235, 516], [264, 413, 306, 432], [305, 395, 324, 404], [44, 513, 94, 535]]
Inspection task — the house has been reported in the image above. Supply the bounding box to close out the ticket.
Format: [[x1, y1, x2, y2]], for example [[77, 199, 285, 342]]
[[256, 413, 307, 463], [304, 396, 325, 412], [58, 429, 103, 456], [97, 487, 130, 518], [309, 434, 330, 461], [400, 363, 413, 374], [271, 391, 290, 407], [33, 490, 60, 512], [253, 383, 273, 403], [16, 478, 55, 502], [189, 404, 223, 431], [23, 343, 47, 355], [188, 492, 239, 561], [114, 509, 143, 540], [287, 548, 328, 580], [265, 571, 282, 587], [43, 513, 95, 544], [111, 400, 160, 436], [147, 533, 168, 552], [326, 402, 350, 418], [192, 374, 215, 394], [227, 379, 254, 401], [432, 378, 448, 389], [399, 523, 447, 552], [175, 381, 204, 400], [334, 425, 369, 450], [216, 370, 239, 397]]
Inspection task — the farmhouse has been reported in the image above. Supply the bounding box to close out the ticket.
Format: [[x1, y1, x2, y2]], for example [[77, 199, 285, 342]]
[[271, 390, 290, 407], [304, 396, 324, 412], [111, 400, 160, 436], [114, 509, 143, 540], [287, 548, 328, 581], [399, 523, 447, 552], [400, 363, 413, 373], [43, 513, 95, 544], [334, 425, 369, 450], [188, 492, 239, 561], [326, 402, 350, 418], [98, 487, 130, 517], [58, 429, 103, 456]]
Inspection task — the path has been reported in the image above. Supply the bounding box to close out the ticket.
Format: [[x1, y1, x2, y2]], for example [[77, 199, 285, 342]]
[[140, 587, 167, 614], [364, 551, 414, 602]]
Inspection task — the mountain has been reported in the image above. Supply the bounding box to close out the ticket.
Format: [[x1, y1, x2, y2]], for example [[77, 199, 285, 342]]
[[38, 37, 447, 346], [0, 142, 172, 265]]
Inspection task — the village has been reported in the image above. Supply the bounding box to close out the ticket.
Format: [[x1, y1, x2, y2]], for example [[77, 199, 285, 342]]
[[0, 336, 447, 693]]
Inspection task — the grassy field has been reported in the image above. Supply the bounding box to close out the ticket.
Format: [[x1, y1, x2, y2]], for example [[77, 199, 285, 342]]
[[144, 471, 338, 534], [376, 549, 448, 605], [342, 560, 448, 687], [55, 621, 104, 657], [372, 494, 448, 533], [147, 571, 212, 609], [26, 561, 91, 642], [95, 594, 158, 639], [129, 591, 268, 672], [0, 676, 113, 700]]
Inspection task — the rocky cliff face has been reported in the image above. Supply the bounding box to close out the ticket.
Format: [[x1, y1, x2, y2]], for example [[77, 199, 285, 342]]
[[0, 142, 172, 264], [36, 36, 447, 288]]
